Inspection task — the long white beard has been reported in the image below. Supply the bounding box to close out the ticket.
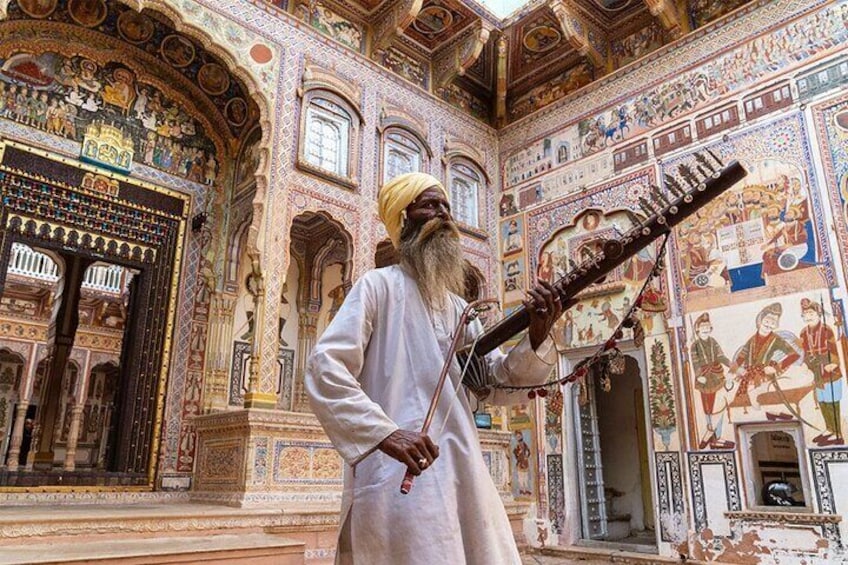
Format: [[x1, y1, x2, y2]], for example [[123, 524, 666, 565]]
[[399, 218, 466, 310]]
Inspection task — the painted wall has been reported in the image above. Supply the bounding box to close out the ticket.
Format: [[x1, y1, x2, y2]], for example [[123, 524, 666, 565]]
[[497, 1, 848, 562]]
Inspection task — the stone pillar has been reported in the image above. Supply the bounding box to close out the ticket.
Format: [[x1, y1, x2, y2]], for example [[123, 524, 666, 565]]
[[63, 403, 84, 471], [244, 279, 277, 409], [203, 293, 237, 412], [34, 254, 92, 467], [5, 401, 29, 471], [294, 311, 318, 412]]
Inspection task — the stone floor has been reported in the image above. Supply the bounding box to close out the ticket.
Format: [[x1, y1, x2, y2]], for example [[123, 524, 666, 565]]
[[522, 554, 610, 564]]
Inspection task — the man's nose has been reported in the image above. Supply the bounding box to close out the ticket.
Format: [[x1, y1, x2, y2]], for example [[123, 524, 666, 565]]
[[435, 203, 449, 219]]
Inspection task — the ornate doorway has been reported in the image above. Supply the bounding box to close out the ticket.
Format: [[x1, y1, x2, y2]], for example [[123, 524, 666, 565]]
[[0, 141, 188, 488]]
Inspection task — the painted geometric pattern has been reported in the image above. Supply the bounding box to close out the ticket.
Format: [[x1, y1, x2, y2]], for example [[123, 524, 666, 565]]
[[688, 450, 741, 533], [810, 447, 848, 546], [272, 439, 343, 484], [656, 451, 685, 542]]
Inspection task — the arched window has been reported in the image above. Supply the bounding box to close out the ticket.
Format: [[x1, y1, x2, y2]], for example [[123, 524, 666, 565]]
[[449, 160, 483, 229], [304, 98, 351, 177], [383, 130, 423, 183], [297, 66, 363, 189]]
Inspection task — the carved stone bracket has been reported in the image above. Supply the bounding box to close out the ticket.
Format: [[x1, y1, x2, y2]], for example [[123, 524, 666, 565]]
[[496, 35, 508, 125], [644, 0, 686, 38], [432, 22, 492, 91], [550, 0, 606, 70], [371, 0, 424, 56]]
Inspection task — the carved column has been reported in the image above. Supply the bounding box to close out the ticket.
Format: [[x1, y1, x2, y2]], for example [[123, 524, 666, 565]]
[[203, 293, 237, 412], [294, 311, 318, 412], [496, 35, 508, 126], [5, 401, 28, 471], [34, 254, 92, 468], [6, 343, 36, 471], [62, 403, 85, 471], [245, 277, 276, 408], [63, 349, 90, 471]]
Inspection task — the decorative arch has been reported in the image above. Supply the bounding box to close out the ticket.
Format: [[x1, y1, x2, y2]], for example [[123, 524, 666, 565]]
[[378, 106, 432, 186], [296, 64, 363, 189], [442, 138, 490, 184], [0, 0, 277, 296], [463, 261, 484, 302], [374, 239, 398, 268]]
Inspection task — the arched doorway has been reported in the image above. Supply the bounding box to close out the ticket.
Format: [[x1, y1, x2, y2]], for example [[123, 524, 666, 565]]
[[0, 0, 264, 488], [288, 212, 353, 412]]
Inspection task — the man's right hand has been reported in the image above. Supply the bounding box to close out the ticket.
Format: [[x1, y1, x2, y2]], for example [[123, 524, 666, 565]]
[[378, 430, 439, 476]]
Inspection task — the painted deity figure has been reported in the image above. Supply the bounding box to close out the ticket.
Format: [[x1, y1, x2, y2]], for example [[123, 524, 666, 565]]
[[512, 430, 531, 496], [799, 298, 844, 446], [729, 302, 800, 417], [690, 313, 734, 449], [504, 220, 522, 253]]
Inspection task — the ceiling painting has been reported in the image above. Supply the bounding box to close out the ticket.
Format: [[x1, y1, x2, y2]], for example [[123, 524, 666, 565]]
[[406, 0, 477, 51], [5, 0, 259, 141], [509, 7, 570, 85]]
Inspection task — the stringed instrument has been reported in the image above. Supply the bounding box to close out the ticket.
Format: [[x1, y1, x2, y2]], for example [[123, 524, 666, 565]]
[[459, 152, 747, 397], [401, 152, 747, 494]]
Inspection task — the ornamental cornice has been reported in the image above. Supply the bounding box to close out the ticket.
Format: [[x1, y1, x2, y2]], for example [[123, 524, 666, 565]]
[[499, 0, 823, 150], [725, 510, 842, 525]]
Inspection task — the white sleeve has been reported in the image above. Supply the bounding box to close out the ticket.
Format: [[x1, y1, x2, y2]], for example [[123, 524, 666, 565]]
[[305, 276, 399, 466], [463, 315, 557, 406]]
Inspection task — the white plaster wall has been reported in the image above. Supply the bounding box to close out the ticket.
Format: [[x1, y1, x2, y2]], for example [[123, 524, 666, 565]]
[[701, 463, 731, 536]]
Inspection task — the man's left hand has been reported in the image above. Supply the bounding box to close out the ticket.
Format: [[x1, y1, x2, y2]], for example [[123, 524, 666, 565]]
[[525, 280, 564, 350]]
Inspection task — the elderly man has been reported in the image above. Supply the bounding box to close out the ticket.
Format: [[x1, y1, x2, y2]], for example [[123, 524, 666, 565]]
[[306, 172, 562, 564]]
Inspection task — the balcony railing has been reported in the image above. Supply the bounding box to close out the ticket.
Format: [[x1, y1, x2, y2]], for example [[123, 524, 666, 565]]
[[8, 243, 125, 294]]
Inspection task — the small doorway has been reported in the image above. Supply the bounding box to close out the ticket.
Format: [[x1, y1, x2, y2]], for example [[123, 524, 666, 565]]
[[573, 351, 658, 552]]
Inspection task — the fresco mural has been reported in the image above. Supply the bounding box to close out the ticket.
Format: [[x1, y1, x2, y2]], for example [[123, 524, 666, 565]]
[[308, 2, 365, 53], [685, 292, 846, 449], [689, 0, 750, 29], [0, 51, 218, 183], [6, 1, 255, 139], [500, 216, 524, 255], [508, 404, 535, 500], [501, 255, 526, 305], [235, 125, 262, 191], [611, 22, 665, 68], [508, 61, 593, 122], [380, 47, 429, 90], [502, 2, 848, 188], [535, 209, 659, 351], [675, 159, 816, 294], [438, 83, 488, 121], [813, 92, 848, 290], [666, 114, 825, 301]]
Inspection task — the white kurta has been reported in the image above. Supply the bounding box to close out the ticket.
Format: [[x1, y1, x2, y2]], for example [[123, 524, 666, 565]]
[[305, 265, 555, 565]]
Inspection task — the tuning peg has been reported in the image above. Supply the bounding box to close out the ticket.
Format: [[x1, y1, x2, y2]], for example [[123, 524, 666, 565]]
[[638, 196, 655, 217], [678, 164, 700, 189], [706, 148, 724, 168], [693, 152, 717, 175], [650, 184, 670, 207], [664, 174, 685, 198]]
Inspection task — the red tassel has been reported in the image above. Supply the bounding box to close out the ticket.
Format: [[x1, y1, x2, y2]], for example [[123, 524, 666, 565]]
[[528, 390, 537, 399], [538, 388, 548, 398]]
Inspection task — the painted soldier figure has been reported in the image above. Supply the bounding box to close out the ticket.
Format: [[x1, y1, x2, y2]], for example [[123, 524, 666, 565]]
[[729, 302, 800, 415], [690, 313, 732, 430], [799, 298, 843, 446]]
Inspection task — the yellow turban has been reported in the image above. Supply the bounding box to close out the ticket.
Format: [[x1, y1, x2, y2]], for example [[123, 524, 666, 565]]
[[378, 172, 449, 248]]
